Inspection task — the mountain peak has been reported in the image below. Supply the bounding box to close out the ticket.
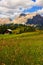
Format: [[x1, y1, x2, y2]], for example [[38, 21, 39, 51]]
[[19, 13, 26, 17]]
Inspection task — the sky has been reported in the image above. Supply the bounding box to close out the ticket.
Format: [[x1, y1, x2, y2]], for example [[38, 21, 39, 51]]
[[0, 0, 43, 18]]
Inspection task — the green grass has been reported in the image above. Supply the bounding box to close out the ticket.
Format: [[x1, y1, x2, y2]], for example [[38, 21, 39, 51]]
[[0, 31, 43, 65]]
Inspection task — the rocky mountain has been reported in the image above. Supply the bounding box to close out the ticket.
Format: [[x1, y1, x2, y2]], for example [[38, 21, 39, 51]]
[[13, 13, 37, 24], [0, 13, 43, 26], [0, 18, 12, 25], [13, 13, 43, 26], [26, 14, 43, 25]]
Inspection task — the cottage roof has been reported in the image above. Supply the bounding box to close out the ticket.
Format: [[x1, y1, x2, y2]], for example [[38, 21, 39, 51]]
[[7, 29, 12, 32]]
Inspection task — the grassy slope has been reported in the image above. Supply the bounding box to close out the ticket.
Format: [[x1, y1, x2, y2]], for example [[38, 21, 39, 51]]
[[0, 31, 43, 65]]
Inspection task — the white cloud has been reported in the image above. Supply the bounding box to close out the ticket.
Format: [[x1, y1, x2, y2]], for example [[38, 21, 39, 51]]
[[35, 0, 43, 6], [0, 0, 35, 8], [0, 0, 43, 18], [0, 0, 35, 18], [36, 8, 43, 15], [32, 8, 43, 16]]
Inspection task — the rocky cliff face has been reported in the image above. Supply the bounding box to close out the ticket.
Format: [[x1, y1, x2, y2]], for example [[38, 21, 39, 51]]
[[0, 18, 12, 25], [26, 14, 43, 25]]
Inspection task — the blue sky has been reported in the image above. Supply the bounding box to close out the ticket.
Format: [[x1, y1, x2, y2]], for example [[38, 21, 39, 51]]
[[23, 0, 43, 14], [32, 0, 36, 2], [23, 6, 42, 13], [0, 0, 43, 18]]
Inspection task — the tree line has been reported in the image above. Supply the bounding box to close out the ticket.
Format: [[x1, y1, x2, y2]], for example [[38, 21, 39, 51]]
[[0, 23, 42, 34]]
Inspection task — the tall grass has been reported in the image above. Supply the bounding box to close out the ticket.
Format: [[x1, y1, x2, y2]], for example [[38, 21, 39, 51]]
[[0, 31, 43, 65]]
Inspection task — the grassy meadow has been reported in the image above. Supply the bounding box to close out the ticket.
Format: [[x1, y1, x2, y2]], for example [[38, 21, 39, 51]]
[[0, 31, 43, 65]]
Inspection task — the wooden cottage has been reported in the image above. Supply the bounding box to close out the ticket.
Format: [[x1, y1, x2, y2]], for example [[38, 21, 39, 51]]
[[5, 29, 12, 34]]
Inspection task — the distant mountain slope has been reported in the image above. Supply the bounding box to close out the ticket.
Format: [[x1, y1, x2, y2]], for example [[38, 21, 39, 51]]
[[0, 18, 12, 25]]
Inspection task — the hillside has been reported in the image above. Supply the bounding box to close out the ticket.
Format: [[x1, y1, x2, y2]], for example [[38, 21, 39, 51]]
[[0, 32, 43, 65]]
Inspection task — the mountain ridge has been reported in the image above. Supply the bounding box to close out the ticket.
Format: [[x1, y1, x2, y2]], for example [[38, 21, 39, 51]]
[[0, 13, 43, 25], [13, 13, 37, 24]]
